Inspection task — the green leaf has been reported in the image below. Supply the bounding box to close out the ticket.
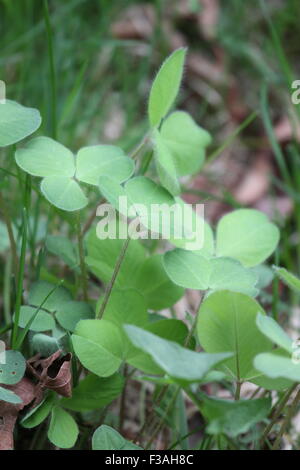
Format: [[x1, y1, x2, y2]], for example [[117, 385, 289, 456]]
[[171, 198, 214, 255], [48, 406, 78, 449], [135, 255, 184, 310], [159, 111, 212, 176], [127, 319, 190, 374], [0, 386, 22, 404], [41, 176, 88, 211], [86, 224, 146, 285], [46, 235, 79, 270], [124, 176, 184, 239], [97, 288, 146, 358], [98, 289, 148, 328], [201, 396, 271, 437], [125, 177, 213, 252], [273, 266, 300, 293], [15, 136, 75, 177], [251, 349, 293, 391], [92, 425, 142, 450], [256, 312, 293, 353], [55, 301, 94, 332], [76, 145, 134, 186], [72, 319, 125, 377], [125, 325, 232, 383], [98, 176, 134, 217], [197, 291, 273, 381], [216, 209, 280, 267], [251, 264, 274, 289], [0, 350, 26, 385], [0, 100, 41, 147], [254, 352, 300, 382], [28, 281, 72, 312], [17, 305, 55, 332], [153, 128, 181, 196], [61, 373, 124, 412], [125, 176, 176, 236], [21, 392, 56, 428], [163, 249, 258, 296], [32, 334, 60, 357], [148, 48, 187, 128]]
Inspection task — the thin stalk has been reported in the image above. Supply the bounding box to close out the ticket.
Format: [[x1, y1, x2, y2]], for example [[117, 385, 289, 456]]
[[260, 83, 292, 186], [82, 198, 105, 236], [3, 252, 12, 325], [119, 364, 128, 434], [144, 386, 181, 450], [206, 111, 258, 165], [137, 294, 205, 444], [260, 383, 297, 446], [97, 237, 130, 319], [43, 0, 57, 139], [272, 248, 280, 320], [235, 381, 242, 401], [0, 324, 12, 336], [0, 191, 18, 276], [11, 208, 28, 349], [130, 134, 149, 160], [272, 387, 300, 450], [75, 211, 88, 300], [15, 281, 64, 350]]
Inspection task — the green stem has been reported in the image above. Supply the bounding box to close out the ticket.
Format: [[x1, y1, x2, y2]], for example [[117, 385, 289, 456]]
[[3, 252, 12, 325], [15, 281, 63, 350], [144, 386, 181, 450], [11, 208, 28, 349], [137, 294, 205, 445], [119, 363, 128, 434], [43, 0, 57, 139], [0, 191, 18, 276], [75, 211, 88, 301], [97, 237, 130, 319], [206, 111, 258, 165], [260, 383, 297, 447], [272, 387, 300, 450], [235, 381, 242, 401]]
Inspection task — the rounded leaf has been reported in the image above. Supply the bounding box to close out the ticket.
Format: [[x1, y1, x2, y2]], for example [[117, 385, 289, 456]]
[[15, 136, 75, 177], [216, 209, 280, 267], [197, 291, 273, 381], [164, 249, 258, 296], [0, 100, 41, 147], [72, 319, 125, 377], [0, 350, 26, 385], [76, 145, 134, 186], [92, 425, 142, 450], [41, 176, 88, 211], [17, 306, 55, 332], [55, 301, 94, 332], [48, 406, 78, 449], [160, 111, 212, 176]]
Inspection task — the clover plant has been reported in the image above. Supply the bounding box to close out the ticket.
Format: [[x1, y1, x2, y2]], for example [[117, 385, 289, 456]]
[[0, 47, 296, 452]]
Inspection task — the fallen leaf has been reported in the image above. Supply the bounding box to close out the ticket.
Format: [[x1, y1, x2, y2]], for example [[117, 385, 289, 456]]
[[0, 377, 36, 450]]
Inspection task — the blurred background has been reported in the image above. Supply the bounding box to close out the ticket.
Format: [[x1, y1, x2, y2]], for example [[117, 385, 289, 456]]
[[1, 0, 300, 301]]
